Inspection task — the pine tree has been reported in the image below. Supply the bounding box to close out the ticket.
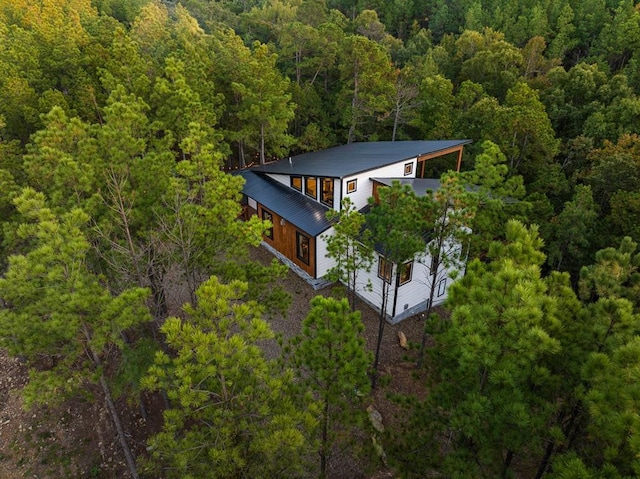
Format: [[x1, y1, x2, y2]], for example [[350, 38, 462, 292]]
[[142, 277, 315, 479], [416, 171, 476, 367], [291, 296, 371, 477], [0, 187, 151, 478], [401, 220, 562, 477], [366, 181, 425, 388], [324, 197, 374, 311]]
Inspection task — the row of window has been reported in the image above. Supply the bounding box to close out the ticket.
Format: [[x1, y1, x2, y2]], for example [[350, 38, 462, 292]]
[[378, 257, 413, 286], [261, 208, 310, 265], [291, 176, 335, 207], [290, 176, 366, 203], [377, 256, 447, 295]]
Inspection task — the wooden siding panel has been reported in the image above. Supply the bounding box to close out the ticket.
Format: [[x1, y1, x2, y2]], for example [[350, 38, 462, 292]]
[[257, 204, 316, 277]]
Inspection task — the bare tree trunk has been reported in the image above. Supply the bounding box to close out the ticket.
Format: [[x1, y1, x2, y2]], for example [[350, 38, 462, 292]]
[[372, 269, 392, 389], [392, 98, 401, 141], [320, 396, 330, 478], [100, 375, 140, 479], [82, 324, 139, 479], [260, 124, 266, 165]]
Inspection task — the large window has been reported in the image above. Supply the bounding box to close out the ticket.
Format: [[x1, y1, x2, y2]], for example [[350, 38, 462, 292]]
[[378, 256, 393, 283], [291, 176, 302, 191], [305, 177, 317, 199], [320, 177, 334, 207], [397, 261, 413, 286], [261, 209, 273, 239], [296, 232, 310, 264]]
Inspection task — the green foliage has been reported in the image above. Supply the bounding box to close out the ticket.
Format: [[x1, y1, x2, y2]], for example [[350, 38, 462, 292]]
[[366, 181, 426, 385], [337, 34, 396, 142], [579, 236, 640, 309], [0, 188, 151, 407], [291, 295, 371, 477], [397, 221, 562, 477], [546, 185, 599, 280], [324, 197, 374, 310], [161, 123, 268, 288], [231, 41, 295, 164], [142, 277, 315, 479], [461, 140, 528, 258]]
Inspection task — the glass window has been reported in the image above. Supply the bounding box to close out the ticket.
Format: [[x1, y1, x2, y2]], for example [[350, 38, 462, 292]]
[[296, 232, 310, 264], [378, 256, 393, 283], [320, 178, 334, 207], [404, 162, 413, 176], [346, 179, 357, 194], [291, 176, 302, 191], [305, 177, 317, 199], [438, 278, 447, 297], [397, 261, 413, 286], [261, 209, 273, 239]]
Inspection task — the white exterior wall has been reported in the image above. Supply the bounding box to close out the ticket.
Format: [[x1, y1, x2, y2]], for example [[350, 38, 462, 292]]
[[315, 226, 334, 278], [265, 173, 291, 187], [352, 246, 461, 324], [354, 259, 391, 317], [340, 159, 417, 210]]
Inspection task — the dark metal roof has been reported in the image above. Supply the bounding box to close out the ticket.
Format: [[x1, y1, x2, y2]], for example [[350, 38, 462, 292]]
[[371, 178, 441, 196], [237, 170, 334, 236], [253, 140, 472, 178]]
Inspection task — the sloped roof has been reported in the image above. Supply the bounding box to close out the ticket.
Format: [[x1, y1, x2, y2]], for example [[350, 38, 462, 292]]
[[253, 140, 471, 178], [371, 177, 441, 196], [237, 170, 334, 236]]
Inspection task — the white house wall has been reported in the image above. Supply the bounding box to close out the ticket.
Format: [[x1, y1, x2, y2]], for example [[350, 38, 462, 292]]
[[265, 173, 290, 187], [351, 248, 460, 324], [315, 227, 334, 278], [341, 159, 417, 210], [354, 260, 392, 318]]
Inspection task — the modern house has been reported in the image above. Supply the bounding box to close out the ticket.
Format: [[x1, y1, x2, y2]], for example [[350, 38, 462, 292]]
[[238, 140, 472, 323]]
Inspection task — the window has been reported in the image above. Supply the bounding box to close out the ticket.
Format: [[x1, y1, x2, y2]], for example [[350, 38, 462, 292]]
[[437, 278, 447, 297], [305, 177, 317, 199], [320, 177, 334, 207], [378, 256, 393, 283], [346, 179, 357, 194], [291, 176, 302, 191], [397, 261, 413, 286], [261, 209, 273, 239], [404, 162, 413, 176], [296, 232, 310, 264]]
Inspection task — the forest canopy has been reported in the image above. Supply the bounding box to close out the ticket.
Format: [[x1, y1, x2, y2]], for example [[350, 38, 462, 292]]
[[1, 0, 640, 477]]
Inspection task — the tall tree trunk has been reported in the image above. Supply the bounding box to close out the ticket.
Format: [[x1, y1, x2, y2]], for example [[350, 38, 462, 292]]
[[83, 324, 139, 479], [239, 141, 246, 169], [502, 449, 514, 478], [535, 439, 556, 479], [260, 124, 266, 165], [372, 271, 391, 389], [417, 209, 448, 367], [100, 375, 140, 479], [392, 98, 401, 141], [320, 396, 329, 478], [146, 244, 167, 321]]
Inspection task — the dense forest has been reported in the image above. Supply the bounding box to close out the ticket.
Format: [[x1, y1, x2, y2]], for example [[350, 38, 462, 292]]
[[1, 0, 640, 477]]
